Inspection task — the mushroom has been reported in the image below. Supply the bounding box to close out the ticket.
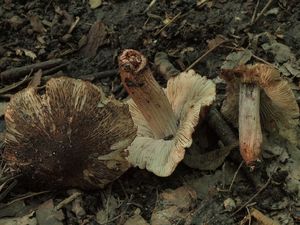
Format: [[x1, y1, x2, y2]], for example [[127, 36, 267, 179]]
[[221, 63, 299, 164], [118, 49, 216, 176], [4, 77, 136, 189]]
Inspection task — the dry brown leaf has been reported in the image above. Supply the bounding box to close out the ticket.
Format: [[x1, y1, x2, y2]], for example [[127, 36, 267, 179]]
[[30, 15, 46, 33], [207, 35, 226, 50], [81, 21, 107, 58], [151, 186, 197, 225]]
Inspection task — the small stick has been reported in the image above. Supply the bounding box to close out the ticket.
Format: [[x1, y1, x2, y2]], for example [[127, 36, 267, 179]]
[[252, 0, 273, 25], [0, 58, 63, 81], [68, 16, 80, 34], [0, 179, 18, 202], [186, 39, 226, 71], [143, 0, 157, 13], [231, 175, 272, 216], [251, 0, 260, 25], [228, 161, 244, 191], [0, 75, 30, 94], [43, 61, 70, 75], [2, 191, 50, 208], [154, 12, 181, 36], [55, 191, 82, 210]]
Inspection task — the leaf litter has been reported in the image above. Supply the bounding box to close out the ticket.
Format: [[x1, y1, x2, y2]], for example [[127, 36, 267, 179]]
[[0, 1, 299, 225]]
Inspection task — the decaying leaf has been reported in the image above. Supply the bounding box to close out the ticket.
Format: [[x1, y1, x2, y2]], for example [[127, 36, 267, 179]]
[[29, 15, 46, 33], [15, 48, 37, 60], [221, 49, 252, 69], [81, 21, 107, 58], [151, 186, 197, 225], [36, 199, 64, 225], [207, 35, 226, 50], [0, 212, 37, 225], [96, 195, 120, 224], [124, 214, 149, 225], [89, 0, 102, 9]]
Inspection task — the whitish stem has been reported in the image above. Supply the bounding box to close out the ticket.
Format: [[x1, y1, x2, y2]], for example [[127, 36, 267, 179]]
[[119, 49, 177, 139], [239, 83, 263, 164]]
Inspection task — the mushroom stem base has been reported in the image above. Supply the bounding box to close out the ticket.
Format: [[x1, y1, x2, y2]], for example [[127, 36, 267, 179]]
[[239, 84, 263, 164]]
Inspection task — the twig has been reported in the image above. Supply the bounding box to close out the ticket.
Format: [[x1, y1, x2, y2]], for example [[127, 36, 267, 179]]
[[186, 39, 226, 71], [2, 190, 50, 208], [0, 179, 18, 202], [251, 54, 274, 67], [0, 59, 63, 81], [154, 12, 181, 36], [55, 191, 82, 210], [231, 175, 272, 216], [43, 61, 70, 75], [251, 0, 260, 25], [0, 75, 31, 94], [228, 161, 244, 191], [143, 0, 157, 13], [68, 16, 80, 34], [252, 0, 273, 25]]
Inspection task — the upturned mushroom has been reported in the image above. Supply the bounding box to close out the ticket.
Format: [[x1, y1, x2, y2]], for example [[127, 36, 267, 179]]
[[221, 63, 299, 164], [118, 49, 216, 176], [4, 77, 136, 189]]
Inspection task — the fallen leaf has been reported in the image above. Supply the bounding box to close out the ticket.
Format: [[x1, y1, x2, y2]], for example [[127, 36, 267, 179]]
[[36, 199, 64, 225], [124, 214, 149, 225], [207, 35, 226, 50], [151, 186, 197, 225], [262, 41, 294, 63], [221, 49, 252, 69], [23, 49, 37, 60], [89, 0, 102, 9], [81, 21, 108, 58], [30, 15, 46, 33], [0, 211, 37, 225], [96, 195, 119, 224], [7, 15, 24, 29], [15, 48, 37, 60]]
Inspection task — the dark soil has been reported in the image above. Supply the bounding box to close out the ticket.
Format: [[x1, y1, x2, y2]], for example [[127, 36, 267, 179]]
[[0, 0, 300, 224]]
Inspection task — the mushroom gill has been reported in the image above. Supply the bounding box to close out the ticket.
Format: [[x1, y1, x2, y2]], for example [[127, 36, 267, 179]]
[[4, 77, 136, 189]]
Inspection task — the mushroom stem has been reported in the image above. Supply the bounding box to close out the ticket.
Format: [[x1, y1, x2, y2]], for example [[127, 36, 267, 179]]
[[119, 49, 177, 139], [239, 83, 263, 164]]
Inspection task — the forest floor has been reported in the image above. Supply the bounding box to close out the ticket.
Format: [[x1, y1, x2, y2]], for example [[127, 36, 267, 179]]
[[0, 0, 300, 224]]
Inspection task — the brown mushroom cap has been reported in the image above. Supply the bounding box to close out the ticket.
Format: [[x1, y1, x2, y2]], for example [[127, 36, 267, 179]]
[[221, 63, 299, 128], [4, 77, 136, 189], [126, 70, 216, 176]]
